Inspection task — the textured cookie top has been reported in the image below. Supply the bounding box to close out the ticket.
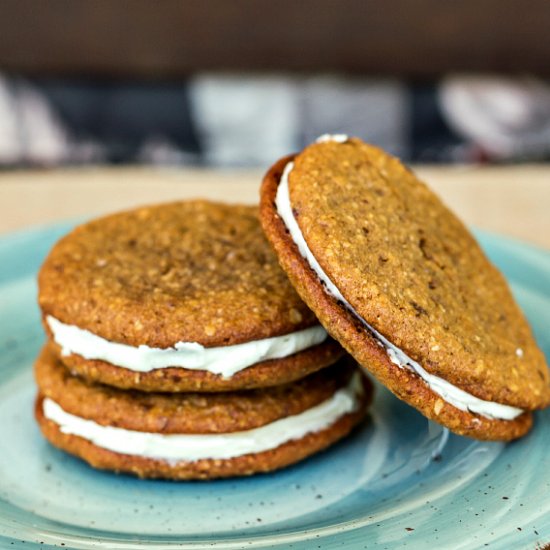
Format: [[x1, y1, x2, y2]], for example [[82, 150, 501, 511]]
[[39, 201, 318, 347], [35, 344, 361, 434], [283, 138, 549, 408]]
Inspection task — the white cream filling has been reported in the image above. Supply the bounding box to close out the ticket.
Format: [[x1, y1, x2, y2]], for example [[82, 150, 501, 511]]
[[316, 133, 349, 143], [42, 372, 363, 463], [276, 154, 523, 421], [46, 316, 328, 379]]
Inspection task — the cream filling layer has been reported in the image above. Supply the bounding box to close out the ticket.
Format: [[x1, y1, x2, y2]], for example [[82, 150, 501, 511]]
[[42, 372, 363, 463], [46, 316, 328, 379], [316, 133, 349, 143], [276, 157, 523, 421]]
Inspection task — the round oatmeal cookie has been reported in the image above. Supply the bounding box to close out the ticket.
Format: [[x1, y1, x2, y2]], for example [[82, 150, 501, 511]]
[[48, 337, 344, 393], [259, 137, 548, 440], [39, 200, 342, 391], [34, 346, 372, 479]]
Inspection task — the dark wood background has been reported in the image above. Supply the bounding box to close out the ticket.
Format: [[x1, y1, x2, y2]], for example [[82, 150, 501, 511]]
[[0, 0, 548, 78]]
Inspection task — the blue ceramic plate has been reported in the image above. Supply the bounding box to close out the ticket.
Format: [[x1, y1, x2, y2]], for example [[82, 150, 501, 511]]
[[0, 223, 549, 550]]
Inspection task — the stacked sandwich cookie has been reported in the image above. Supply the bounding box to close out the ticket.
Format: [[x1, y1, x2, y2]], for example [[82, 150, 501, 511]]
[[260, 135, 550, 441], [35, 201, 372, 479], [34, 136, 548, 482]]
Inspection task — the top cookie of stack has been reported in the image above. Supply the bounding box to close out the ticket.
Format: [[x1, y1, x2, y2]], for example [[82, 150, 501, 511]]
[[38, 201, 344, 392]]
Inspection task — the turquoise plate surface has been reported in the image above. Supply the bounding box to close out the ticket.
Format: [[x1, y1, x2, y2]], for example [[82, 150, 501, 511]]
[[0, 223, 549, 550]]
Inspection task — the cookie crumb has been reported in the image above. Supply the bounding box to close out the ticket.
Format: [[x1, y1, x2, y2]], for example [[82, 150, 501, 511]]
[[204, 324, 217, 336], [289, 308, 303, 324]]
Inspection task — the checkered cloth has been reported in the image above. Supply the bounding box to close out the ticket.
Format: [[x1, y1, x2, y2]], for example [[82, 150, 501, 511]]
[[1, 73, 549, 167]]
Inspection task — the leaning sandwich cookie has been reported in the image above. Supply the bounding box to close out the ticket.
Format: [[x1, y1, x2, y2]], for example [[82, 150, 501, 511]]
[[35, 345, 372, 479], [38, 201, 344, 392], [260, 135, 550, 440]]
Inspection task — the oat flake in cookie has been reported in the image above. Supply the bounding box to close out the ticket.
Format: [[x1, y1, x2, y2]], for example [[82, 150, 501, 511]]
[[38, 201, 344, 392], [260, 136, 550, 440]]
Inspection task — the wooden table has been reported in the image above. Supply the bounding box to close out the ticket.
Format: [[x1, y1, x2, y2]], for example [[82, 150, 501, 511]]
[[0, 165, 549, 249]]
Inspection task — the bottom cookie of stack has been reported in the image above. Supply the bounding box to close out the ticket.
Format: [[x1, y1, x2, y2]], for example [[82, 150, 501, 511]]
[[35, 345, 372, 479]]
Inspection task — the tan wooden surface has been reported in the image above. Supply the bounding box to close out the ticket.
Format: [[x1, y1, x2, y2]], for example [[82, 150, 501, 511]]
[[0, 165, 549, 249]]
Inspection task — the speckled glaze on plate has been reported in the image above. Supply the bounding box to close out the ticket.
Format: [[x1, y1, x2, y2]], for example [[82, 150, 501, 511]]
[[0, 222, 549, 550]]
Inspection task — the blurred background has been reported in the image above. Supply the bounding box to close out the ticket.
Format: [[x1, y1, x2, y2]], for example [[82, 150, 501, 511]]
[[0, 0, 550, 169]]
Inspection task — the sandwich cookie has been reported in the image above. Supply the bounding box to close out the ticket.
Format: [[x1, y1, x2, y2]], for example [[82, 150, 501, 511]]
[[260, 135, 550, 440], [39, 201, 344, 392], [35, 345, 372, 479]]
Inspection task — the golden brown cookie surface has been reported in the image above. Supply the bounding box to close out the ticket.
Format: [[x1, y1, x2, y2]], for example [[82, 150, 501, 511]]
[[260, 139, 548, 440], [39, 201, 319, 348]]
